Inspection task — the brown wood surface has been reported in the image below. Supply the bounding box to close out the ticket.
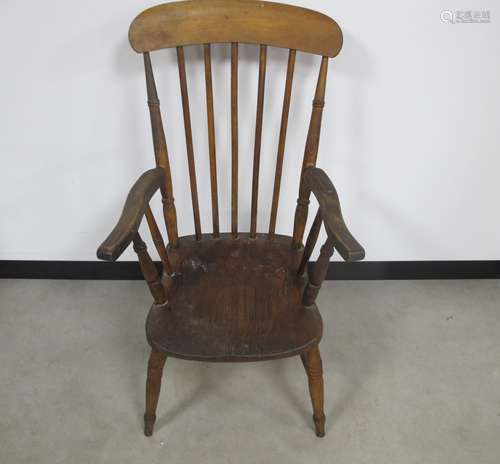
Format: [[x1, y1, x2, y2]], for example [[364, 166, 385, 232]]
[[250, 44, 267, 238], [177, 46, 202, 240], [129, 0, 343, 57], [146, 234, 321, 362], [269, 49, 296, 237], [144, 350, 167, 436], [144, 52, 179, 247], [203, 44, 220, 238], [298, 208, 322, 276], [96, 0, 366, 439], [301, 346, 325, 437], [231, 43, 239, 238], [302, 237, 334, 307], [302, 167, 365, 262], [133, 233, 167, 305], [292, 56, 328, 248], [97, 168, 164, 261], [145, 206, 172, 275]]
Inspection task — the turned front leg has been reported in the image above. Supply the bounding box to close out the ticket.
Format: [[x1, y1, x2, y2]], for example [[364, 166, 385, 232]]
[[144, 349, 167, 436], [301, 346, 325, 437]]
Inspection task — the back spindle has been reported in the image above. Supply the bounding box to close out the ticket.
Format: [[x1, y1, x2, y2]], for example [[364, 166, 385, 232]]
[[269, 49, 296, 237], [231, 43, 239, 238], [292, 56, 329, 248], [250, 44, 267, 238], [177, 46, 202, 240], [143, 52, 179, 247], [203, 44, 220, 238]]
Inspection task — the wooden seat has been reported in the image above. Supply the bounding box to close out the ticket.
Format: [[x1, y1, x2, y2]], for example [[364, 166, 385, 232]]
[[147, 234, 322, 361], [97, 0, 365, 440]]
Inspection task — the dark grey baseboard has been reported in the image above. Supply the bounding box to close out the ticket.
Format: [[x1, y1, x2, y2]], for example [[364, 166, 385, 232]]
[[1, 260, 499, 280]]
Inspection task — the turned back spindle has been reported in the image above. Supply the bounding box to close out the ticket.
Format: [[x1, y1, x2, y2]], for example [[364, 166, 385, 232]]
[[129, 0, 342, 245]]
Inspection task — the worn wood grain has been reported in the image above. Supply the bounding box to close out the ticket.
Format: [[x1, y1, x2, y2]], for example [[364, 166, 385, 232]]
[[129, 0, 342, 57], [146, 234, 320, 362]]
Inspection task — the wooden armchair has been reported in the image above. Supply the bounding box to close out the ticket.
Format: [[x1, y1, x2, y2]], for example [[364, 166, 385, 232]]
[[97, 0, 364, 438]]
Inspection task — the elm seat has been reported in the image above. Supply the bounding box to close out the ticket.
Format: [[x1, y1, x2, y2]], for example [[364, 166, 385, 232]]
[[146, 235, 322, 361]]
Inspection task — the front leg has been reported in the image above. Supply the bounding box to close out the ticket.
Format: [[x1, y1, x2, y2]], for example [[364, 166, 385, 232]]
[[144, 349, 167, 436], [301, 345, 325, 437]]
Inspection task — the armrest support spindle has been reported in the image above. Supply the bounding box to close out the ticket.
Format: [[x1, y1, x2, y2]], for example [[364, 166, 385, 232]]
[[133, 233, 167, 305], [298, 209, 322, 276], [303, 238, 334, 306]]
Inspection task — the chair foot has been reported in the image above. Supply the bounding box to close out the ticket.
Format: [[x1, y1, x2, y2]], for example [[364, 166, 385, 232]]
[[144, 349, 167, 437], [144, 413, 156, 437], [313, 413, 326, 437], [301, 345, 326, 437]]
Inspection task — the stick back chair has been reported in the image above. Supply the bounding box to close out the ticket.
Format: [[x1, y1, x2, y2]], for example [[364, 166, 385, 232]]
[[97, 0, 365, 438]]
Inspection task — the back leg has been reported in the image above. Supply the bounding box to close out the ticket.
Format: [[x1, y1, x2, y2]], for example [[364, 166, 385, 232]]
[[144, 349, 167, 436], [300, 345, 325, 437]]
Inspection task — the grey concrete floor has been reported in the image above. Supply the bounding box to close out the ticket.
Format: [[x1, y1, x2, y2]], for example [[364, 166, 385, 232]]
[[1, 279, 499, 463]]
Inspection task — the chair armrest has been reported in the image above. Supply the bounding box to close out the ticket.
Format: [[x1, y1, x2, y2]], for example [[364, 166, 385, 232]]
[[97, 168, 165, 261], [302, 167, 365, 262]]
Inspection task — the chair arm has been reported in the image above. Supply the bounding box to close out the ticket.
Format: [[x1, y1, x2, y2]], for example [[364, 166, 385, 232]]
[[97, 168, 165, 261], [302, 167, 365, 262]]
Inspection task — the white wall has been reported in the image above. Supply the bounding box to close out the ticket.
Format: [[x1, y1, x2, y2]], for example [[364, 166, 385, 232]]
[[1, 0, 499, 261]]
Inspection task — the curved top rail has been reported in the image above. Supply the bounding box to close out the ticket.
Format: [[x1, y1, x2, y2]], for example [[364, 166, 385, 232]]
[[129, 0, 343, 57]]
